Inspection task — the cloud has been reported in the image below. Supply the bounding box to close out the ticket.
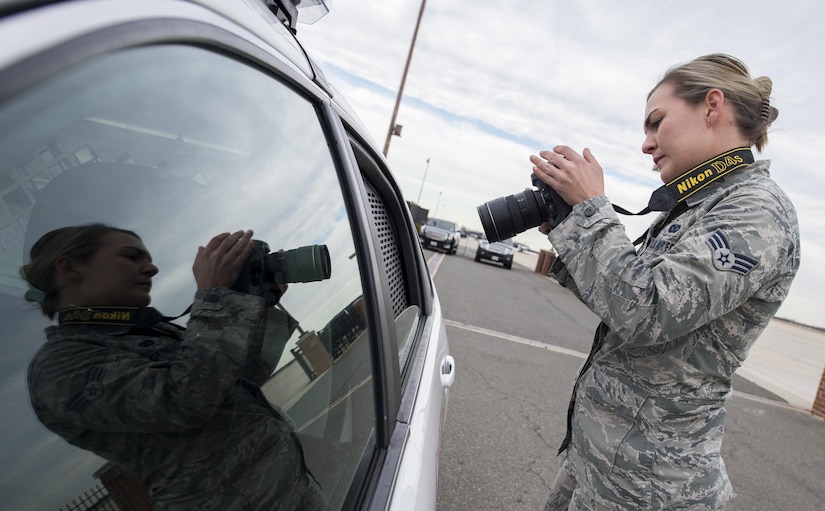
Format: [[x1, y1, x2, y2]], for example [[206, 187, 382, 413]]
[[297, 0, 825, 328]]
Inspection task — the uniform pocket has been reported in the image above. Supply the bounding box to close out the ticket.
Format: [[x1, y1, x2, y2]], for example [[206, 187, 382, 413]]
[[572, 370, 652, 504]]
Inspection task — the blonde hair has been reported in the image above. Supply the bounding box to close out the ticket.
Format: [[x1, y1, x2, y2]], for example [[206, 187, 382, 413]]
[[650, 54, 778, 152], [20, 224, 140, 319]]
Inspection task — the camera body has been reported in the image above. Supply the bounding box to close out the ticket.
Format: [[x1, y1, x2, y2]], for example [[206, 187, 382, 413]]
[[476, 173, 572, 242], [232, 240, 331, 298]]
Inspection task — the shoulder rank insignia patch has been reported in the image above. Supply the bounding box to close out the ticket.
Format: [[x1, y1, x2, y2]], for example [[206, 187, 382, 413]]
[[67, 366, 105, 411], [707, 230, 758, 275]]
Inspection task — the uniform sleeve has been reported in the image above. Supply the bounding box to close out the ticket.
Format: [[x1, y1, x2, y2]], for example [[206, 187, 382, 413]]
[[29, 288, 267, 433], [241, 306, 298, 386], [548, 187, 798, 347], [548, 253, 583, 300]]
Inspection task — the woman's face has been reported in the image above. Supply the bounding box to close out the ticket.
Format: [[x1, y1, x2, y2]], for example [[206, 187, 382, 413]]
[[71, 231, 159, 307], [642, 82, 715, 183]]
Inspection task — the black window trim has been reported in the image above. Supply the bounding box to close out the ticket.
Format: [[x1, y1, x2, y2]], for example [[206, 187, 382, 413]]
[[346, 134, 434, 316], [319, 107, 401, 436], [325, 119, 443, 510], [317, 107, 402, 509]]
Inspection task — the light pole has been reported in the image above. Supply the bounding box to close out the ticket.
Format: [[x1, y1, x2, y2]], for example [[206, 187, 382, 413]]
[[382, 0, 428, 157], [416, 157, 430, 205], [434, 191, 442, 218]]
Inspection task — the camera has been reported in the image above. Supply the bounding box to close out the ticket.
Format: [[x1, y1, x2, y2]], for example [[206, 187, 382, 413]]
[[476, 173, 572, 242], [232, 240, 332, 298]]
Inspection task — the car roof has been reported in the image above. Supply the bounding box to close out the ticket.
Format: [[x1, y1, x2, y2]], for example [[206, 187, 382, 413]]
[[0, 0, 310, 77], [0, 0, 380, 145]]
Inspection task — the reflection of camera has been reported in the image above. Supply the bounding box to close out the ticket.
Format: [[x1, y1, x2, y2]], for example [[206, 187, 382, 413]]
[[232, 240, 332, 298], [476, 173, 572, 242]]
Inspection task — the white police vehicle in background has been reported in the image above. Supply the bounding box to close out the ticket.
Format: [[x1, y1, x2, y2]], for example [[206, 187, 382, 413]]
[[0, 1, 454, 509], [475, 238, 515, 270], [419, 217, 459, 254]]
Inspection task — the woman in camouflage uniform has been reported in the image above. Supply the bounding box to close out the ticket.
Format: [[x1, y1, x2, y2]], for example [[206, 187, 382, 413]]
[[22, 224, 326, 510], [532, 54, 800, 510]]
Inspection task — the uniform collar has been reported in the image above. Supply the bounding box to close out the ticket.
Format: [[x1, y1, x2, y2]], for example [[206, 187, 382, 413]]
[[683, 159, 768, 207], [613, 148, 755, 218]]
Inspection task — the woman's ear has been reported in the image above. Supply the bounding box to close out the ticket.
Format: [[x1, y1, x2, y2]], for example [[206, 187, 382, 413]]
[[704, 88, 725, 125], [54, 256, 80, 282]]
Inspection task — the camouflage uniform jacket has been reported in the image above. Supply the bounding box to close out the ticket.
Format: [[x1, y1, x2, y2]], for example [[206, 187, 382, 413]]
[[546, 161, 800, 510], [28, 288, 325, 510]]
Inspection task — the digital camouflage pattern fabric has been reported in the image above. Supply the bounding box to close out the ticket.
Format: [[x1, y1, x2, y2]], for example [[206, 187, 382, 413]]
[[28, 288, 326, 510], [544, 160, 800, 510]]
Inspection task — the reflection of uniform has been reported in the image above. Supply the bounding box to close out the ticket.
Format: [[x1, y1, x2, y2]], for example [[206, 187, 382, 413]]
[[545, 161, 800, 510], [28, 288, 326, 510]]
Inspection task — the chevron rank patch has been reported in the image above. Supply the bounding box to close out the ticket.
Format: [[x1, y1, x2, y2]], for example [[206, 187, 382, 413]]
[[67, 366, 105, 411], [707, 230, 758, 275]]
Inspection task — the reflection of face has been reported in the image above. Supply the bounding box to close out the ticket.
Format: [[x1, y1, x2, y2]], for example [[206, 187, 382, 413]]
[[642, 82, 713, 183], [72, 232, 159, 307]]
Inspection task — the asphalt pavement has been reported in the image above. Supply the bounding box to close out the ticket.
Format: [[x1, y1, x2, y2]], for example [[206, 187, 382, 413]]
[[433, 238, 825, 511]]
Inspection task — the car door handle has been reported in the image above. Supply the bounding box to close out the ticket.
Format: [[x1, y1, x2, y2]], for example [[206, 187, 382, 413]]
[[441, 355, 455, 388]]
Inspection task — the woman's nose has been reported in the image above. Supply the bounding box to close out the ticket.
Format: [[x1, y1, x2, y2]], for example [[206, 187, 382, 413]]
[[642, 133, 655, 155], [145, 262, 159, 277]]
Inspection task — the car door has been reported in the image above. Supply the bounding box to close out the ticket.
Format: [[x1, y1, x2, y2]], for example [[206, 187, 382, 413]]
[[0, 2, 448, 510]]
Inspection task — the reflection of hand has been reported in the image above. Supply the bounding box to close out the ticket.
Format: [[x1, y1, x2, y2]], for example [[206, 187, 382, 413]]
[[193, 230, 254, 289]]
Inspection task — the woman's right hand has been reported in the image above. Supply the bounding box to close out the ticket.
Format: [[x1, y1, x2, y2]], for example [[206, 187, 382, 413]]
[[193, 230, 254, 289]]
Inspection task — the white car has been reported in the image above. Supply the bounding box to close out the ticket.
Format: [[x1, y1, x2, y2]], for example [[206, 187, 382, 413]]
[[0, 1, 454, 509]]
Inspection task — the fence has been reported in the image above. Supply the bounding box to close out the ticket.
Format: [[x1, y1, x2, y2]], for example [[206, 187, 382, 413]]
[[61, 484, 117, 511]]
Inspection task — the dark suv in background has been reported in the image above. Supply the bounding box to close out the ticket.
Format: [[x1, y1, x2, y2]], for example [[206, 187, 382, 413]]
[[419, 218, 459, 254]]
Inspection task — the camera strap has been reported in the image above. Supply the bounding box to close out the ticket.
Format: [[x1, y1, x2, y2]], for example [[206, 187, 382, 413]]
[[612, 147, 754, 217], [58, 305, 191, 329], [609, 147, 754, 245], [558, 321, 609, 455]]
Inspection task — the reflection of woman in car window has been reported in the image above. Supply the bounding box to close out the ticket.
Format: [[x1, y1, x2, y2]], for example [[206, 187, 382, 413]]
[[21, 223, 326, 510]]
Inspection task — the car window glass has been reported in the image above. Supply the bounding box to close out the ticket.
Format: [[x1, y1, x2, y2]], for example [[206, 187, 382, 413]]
[[0, 45, 375, 510], [427, 218, 455, 231], [395, 305, 420, 366]]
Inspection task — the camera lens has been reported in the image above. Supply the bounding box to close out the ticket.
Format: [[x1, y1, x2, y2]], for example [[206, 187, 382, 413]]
[[477, 190, 547, 242], [279, 244, 332, 283]]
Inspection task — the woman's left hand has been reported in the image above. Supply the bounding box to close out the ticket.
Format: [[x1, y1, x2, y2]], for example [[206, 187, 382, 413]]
[[530, 146, 605, 206]]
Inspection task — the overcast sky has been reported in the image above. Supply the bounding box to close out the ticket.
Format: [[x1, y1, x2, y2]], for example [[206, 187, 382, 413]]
[[297, 0, 824, 329]]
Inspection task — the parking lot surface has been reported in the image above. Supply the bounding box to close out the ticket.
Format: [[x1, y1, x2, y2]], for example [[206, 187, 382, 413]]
[[432, 238, 825, 510]]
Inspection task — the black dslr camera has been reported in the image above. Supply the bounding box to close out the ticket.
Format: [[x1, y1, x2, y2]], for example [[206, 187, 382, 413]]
[[476, 173, 572, 242], [232, 240, 332, 298]]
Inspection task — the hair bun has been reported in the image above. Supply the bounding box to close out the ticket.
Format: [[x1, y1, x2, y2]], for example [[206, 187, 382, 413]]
[[24, 288, 47, 303], [759, 97, 779, 127]]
